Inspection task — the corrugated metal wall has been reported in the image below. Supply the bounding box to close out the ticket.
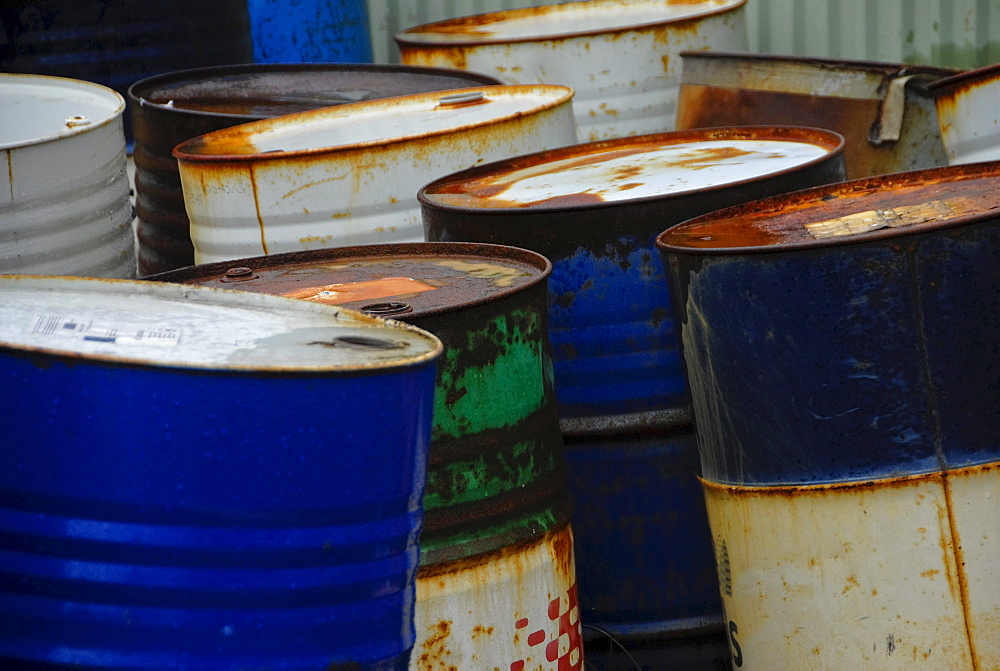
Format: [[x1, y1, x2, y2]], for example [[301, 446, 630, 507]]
[[368, 0, 1000, 69]]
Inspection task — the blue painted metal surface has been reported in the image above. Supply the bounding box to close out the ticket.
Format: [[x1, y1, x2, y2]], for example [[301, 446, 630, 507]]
[[564, 428, 722, 636], [0, 278, 439, 668], [248, 0, 372, 64], [657, 162, 1000, 487]]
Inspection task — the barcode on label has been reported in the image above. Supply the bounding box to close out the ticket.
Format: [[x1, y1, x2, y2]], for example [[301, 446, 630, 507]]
[[30, 314, 180, 347]]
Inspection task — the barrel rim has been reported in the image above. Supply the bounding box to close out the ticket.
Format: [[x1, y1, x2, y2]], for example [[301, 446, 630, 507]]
[[655, 160, 1000, 256], [394, 0, 747, 48], [927, 61, 1000, 96], [143, 242, 554, 319], [0, 73, 125, 151], [126, 62, 505, 121], [678, 49, 960, 79], [171, 84, 574, 163], [0, 275, 442, 374], [417, 125, 846, 215]]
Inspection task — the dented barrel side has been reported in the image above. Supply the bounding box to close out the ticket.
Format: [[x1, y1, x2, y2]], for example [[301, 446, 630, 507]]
[[676, 52, 957, 178]]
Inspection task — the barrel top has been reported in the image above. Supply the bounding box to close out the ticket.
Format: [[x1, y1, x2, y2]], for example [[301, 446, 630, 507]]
[[0, 276, 441, 372], [127, 63, 503, 119], [395, 0, 746, 46], [0, 74, 124, 150], [657, 161, 1000, 254], [173, 85, 573, 161], [420, 127, 843, 211], [146, 243, 551, 320]]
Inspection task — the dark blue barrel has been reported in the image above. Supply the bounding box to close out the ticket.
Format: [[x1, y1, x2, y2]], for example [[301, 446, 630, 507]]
[[247, 0, 372, 63], [564, 428, 721, 633], [420, 127, 846, 431], [0, 0, 253, 143], [657, 161, 1000, 487], [0, 276, 441, 669]]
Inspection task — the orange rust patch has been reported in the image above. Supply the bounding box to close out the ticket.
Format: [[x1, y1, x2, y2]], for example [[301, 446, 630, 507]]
[[471, 624, 495, 639], [418, 619, 455, 669]]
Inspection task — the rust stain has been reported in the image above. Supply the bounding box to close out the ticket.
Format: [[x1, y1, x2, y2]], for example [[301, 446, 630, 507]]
[[248, 167, 269, 255], [5, 150, 12, 202], [471, 624, 494, 639], [842, 575, 860, 595], [417, 619, 455, 670]]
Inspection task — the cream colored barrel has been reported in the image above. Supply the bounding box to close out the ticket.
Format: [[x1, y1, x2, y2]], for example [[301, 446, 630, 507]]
[[703, 462, 1000, 669]]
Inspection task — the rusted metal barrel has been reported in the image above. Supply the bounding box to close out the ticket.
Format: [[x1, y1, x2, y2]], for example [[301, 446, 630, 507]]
[[676, 51, 958, 179], [0, 275, 441, 668], [173, 84, 577, 266], [657, 162, 1000, 670], [128, 63, 504, 276], [928, 63, 1000, 165], [420, 126, 846, 431], [147, 242, 582, 669], [395, 0, 748, 142], [1, 74, 135, 277]]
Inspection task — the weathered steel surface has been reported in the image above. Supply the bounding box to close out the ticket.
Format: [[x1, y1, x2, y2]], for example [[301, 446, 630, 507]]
[[564, 428, 722, 636], [421, 126, 845, 430], [128, 64, 503, 276], [0, 276, 441, 668], [676, 51, 958, 179], [413, 523, 582, 670], [659, 162, 1000, 485], [1, 74, 135, 278], [149, 242, 571, 567], [929, 63, 1000, 165], [658, 161, 1000, 669], [396, 0, 748, 141], [704, 462, 1000, 669], [173, 84, 576, 265]]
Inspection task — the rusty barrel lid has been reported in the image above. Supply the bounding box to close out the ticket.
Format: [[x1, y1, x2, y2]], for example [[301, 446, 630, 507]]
[[145, 242, 551, 317], [395, 0, 747, 45], [173, 84, 574, 161], [656, 161, 1000, 254], [419, 126, 844, 210], [128, 62, 504, 119]]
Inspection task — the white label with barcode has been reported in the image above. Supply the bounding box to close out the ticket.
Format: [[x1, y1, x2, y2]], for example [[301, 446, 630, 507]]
[[29, 314, 181, 347]]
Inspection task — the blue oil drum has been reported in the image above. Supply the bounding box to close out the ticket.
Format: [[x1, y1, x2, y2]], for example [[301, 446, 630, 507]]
[[420, 127, 846, 432], [657, 162, 1000, 669], [563, 428, 722, 635], [247, 0, 372, 63], [0, 276, 441, 669]]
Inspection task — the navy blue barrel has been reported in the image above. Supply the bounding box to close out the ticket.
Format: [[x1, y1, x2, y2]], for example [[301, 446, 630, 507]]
[[657, 162, 1000, 668], [0, 276, 441, 669], [247, 0, 372, 63], [420, 127, 845, 431], [564, 428, 721, 632]]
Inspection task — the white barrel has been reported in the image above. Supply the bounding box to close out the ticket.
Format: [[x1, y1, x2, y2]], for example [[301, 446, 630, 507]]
[[704, 461, 1000, 669], [0, 74, 136, 277], [395, 0, 748, 142], [929, 63, 1000, 165], [413, 524, 581, 670], [173, 85, 577, 265]]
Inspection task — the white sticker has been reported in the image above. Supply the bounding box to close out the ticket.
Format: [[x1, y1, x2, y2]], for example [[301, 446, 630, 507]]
[[29, 314, 181, 347]]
